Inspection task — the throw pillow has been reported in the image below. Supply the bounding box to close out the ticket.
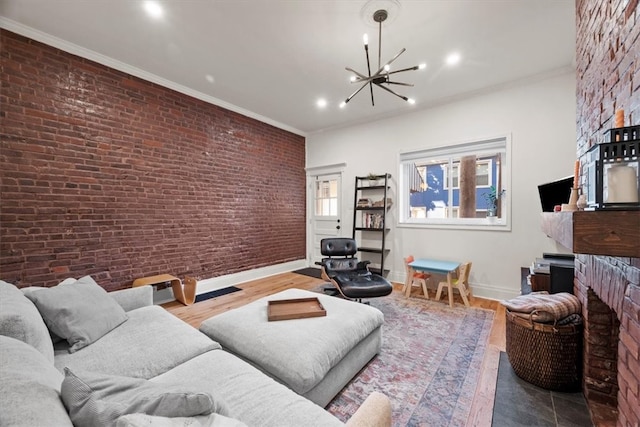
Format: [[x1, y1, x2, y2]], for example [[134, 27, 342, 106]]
[[0, 280, 55, 363], [25, 275, 128, 353], [0, 335, 72, 427], [61, 368, 228, 427], [115, 413, 249, 427], [22, 277, 79, 345]]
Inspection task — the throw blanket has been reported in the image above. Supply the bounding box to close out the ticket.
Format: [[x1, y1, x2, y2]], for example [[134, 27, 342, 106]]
[[502, 291, 581, 323]]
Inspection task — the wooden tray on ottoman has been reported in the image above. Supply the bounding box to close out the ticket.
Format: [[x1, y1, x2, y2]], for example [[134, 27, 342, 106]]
[[267, 297, 326, 321]]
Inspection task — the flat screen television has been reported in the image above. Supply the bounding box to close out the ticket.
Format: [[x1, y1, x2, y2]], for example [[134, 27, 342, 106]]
[[537, 176, 573, 212]]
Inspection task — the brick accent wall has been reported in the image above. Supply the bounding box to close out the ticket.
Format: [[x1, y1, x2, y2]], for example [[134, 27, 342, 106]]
[[0, 30, 307, 291], [575, 1, 640, 425]]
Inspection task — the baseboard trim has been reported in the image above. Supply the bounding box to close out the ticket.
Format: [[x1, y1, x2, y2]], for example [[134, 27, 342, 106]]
[[196, 260, 307, 294], [471, 283, 520, 301], [152, 259, 308, 304]]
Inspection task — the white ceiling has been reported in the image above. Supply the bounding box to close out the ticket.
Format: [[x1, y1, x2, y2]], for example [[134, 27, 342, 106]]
[[0, 0, 576, 136]]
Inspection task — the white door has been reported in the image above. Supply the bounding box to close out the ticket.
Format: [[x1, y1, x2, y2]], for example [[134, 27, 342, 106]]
[[310, 173, 342, 266]]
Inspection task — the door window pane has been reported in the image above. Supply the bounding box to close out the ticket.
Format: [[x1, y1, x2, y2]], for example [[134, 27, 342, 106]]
[[315, 179, 338, 216]]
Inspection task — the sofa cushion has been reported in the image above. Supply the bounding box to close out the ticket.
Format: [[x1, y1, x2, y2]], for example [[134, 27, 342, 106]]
[[152, 350, 344, 427], [61, 368, 226, 427], [25, 275, 128, 353], [116, 413, 248, 427], [55, 305, 221, 379], [0, 335, 73, 427], [0, 280, 54, 363]]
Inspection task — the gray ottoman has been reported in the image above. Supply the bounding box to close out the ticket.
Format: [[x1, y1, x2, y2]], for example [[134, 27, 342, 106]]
[[199, 288, 384, 407]]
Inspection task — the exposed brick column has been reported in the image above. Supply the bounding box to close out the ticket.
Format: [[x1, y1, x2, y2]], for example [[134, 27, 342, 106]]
[[575, 0, 640, 425]]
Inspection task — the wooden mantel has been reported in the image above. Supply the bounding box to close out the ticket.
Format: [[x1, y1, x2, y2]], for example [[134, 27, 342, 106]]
[[541, 211, 640, 258]]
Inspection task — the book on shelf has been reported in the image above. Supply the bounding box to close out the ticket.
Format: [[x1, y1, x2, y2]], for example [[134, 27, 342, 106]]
[[361, 212, 384, 229]]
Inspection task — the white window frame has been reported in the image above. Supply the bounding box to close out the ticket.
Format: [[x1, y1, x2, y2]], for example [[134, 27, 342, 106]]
[[398, 134, 511, 231]]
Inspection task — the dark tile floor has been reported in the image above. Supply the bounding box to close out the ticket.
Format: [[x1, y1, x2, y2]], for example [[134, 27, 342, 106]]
[[492, 352, 593, 427]]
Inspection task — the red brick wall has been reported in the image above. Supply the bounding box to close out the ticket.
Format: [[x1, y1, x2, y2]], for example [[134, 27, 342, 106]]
[[575, 1, 640, 425], [0, 30, 307, 291]]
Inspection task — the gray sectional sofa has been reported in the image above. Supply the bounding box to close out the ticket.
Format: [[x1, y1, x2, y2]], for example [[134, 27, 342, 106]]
[[0, 278, 391, 427]]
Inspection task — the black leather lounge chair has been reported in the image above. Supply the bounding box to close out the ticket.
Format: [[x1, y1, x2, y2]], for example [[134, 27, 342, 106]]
[[319, 238, 393, 302]]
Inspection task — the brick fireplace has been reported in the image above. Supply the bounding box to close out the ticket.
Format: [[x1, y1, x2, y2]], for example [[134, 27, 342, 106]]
[[574, 255, 640, 425], [575, 0, 640, 425]]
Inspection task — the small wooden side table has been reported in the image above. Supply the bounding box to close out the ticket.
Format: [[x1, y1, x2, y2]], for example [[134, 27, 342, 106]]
[[132, 274, 196, 306]]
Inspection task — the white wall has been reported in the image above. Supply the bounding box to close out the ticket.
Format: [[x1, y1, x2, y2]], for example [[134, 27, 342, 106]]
[[306, 70, 576, 301]]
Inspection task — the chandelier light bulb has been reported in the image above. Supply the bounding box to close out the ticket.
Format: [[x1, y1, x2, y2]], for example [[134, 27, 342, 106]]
[[350, 75, 357, 82], [339, 101, 347, 109], [418, 63, 427, 70], [363, 34, 369, 46], [384, 64, 390, 72], [143, 1, 163, 19], [446, 52, 461, 66], [316, 99, 327, 108], [408, 98, 416, 105]]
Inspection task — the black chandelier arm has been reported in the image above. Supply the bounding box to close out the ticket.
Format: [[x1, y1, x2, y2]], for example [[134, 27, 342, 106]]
[[344, 81, 370, 104], [372, 48, 406, 76], [369, 82, 375, 106], [346, 67, 368, 80], [364, 42, 373, 79], [384, 80, 414, 87], [386, 65, 422, 75], [364, 41, 375, 106], [374, 82, 409, 101]]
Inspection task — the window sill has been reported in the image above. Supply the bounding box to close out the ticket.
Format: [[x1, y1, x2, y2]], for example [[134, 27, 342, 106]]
[[398, 218, 511, 231]]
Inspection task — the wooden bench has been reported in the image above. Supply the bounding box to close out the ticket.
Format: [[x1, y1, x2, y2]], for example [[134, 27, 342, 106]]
[[132, 274, 196, 305]]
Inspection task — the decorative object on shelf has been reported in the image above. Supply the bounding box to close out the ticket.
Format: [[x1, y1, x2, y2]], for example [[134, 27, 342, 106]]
[[560, 159, 581, 212], [483, 186, 505, 217], [561, 188, 579, 212], [371, 197, 392, 208], [615, 109, 625, 129], [357, 198, 373, 207], [367, 173, 381, 186], [585, 125, 640, 210], [341, 1, 426, 108], [577, 193, 587, 210]]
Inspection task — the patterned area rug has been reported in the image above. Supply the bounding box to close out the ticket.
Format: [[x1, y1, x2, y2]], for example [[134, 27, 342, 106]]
[[318, 289, 494, 426]]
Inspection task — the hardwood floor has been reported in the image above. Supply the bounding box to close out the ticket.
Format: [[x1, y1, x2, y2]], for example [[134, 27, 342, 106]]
[[162, 272, 507, 426]]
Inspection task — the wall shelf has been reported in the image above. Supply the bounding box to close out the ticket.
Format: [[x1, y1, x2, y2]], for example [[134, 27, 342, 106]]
[[353, 174, 391, 276], [541, 211, 640, 258]]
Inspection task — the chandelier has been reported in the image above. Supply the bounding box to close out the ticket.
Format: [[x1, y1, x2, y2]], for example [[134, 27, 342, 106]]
[[341, 8, 425, 108]]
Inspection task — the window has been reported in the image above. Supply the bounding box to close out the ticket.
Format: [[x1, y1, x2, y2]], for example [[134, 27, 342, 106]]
[[399, 135, 510, 229], [314, 178, 338, 216]]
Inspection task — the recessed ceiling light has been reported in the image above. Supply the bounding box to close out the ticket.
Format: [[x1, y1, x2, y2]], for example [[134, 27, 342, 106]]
[[205, 74, 215, 83], [446, 52, 461, 66], [143, 1, 164, 19], [316, 99, 327, 108]]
